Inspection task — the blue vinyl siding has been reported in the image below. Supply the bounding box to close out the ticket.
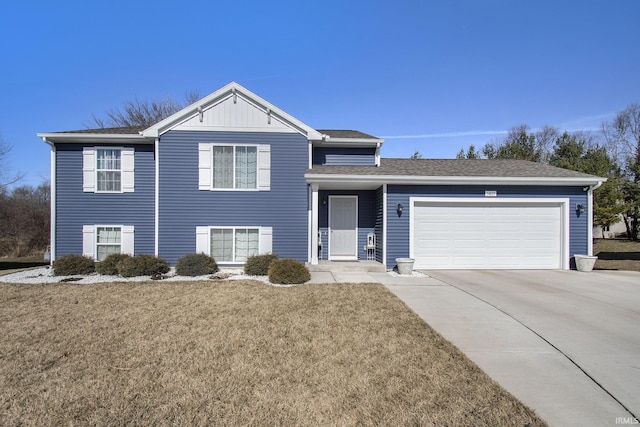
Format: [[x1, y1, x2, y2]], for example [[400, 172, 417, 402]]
[[318, 190, 376, 261], [385, 185, 588, 268], [312, 147, 376, 166], [55, 143, 155, 258], [374, 186, 384, 263], [158, 130, 308, 265]]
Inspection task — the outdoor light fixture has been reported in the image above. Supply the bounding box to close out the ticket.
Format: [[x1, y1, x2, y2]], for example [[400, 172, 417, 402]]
[[576, 204, 586, 214], [322, 197, 327, 205], [397, 203, 403, 215]]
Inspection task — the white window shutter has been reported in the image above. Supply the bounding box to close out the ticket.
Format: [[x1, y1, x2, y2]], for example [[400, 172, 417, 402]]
[[121, 148, 135, 192], [258, 144, 271, 191], [259, 227, 273, 254], [198, 143, 212, 190], [82, 225, 95, 258], [82, 147, 96, 192], [196, 226, 209, 254], [121, 225, 135, 255]]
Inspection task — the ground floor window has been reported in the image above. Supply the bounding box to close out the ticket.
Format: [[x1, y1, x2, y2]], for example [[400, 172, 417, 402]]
[[210, 228, 259, 262], [83, 224, 134, 261], [96, 226, 121, 260]]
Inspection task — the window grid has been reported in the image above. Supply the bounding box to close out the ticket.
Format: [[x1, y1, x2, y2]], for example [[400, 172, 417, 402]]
[[96, 149, 122, 192], [96, 226, 121, 261], [211, 145, 257, 190], [210, 227, 259, 262]]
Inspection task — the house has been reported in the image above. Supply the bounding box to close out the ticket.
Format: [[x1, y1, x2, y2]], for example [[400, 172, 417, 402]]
[[39, 82, 605, 270]]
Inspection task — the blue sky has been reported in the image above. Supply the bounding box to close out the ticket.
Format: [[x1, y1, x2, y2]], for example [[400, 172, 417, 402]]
[[1, 0, 639, 187]]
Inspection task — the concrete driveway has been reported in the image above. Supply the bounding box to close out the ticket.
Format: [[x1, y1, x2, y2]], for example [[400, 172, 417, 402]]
[[375, 270, 640, 427]]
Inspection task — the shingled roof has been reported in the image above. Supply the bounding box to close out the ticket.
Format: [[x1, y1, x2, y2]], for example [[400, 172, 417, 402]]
[[308, 158, 601, 179], [56, 126, 146, 134], [317, 129, 380, 139]]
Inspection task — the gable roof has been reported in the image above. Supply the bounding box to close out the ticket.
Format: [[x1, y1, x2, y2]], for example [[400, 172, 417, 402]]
[[306, 158, 605, 188], [142, 82, 324, 140]]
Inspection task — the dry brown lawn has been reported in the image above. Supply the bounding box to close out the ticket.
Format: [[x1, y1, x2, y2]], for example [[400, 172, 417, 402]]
[[0, 280, 545, 426], [594, 238, 640, 271]]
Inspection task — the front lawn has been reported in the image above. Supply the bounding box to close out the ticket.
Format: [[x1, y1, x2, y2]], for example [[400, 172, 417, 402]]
[[594, 238, 640, 271], [0, 280, 545, 426]]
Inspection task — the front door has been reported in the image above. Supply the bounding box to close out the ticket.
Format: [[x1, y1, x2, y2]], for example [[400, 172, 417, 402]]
[[329, 195, 358, 260]]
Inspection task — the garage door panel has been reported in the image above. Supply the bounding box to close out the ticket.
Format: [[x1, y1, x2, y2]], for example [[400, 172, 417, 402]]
[[413, 202, 563, 269]]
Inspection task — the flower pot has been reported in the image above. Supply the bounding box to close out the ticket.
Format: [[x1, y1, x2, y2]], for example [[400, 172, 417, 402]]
[[574, 255, 598, 272], [396, 258, 415, 275]]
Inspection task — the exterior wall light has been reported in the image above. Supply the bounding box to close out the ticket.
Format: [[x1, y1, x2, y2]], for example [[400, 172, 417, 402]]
[[397, 203, 403, 215], [576, 204, 586, 215]]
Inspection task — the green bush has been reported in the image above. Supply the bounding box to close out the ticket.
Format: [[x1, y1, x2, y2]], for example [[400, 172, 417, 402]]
[[268, 258, 310, 285], [53, 254, 95, 276], [96, 253, 132, 275], [244, 253, 278, 276], [175, 253, 219, 276], [117, 254, 170, 278]]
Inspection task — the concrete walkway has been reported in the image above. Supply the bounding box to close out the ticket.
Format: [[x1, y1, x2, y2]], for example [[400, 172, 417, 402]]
[[309, 269, 640, 427]]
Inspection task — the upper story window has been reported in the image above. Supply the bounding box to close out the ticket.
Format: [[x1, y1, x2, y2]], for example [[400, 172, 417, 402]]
[[212, 145, 257, 189], [96, 149, 121, 192], [199, 143, 270, 191], [83, 147, 135, 193]]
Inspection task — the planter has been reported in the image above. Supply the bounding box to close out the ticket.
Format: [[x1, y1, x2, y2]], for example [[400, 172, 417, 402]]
[[396, 258, 415, 275], [574, 255, 598, 272]]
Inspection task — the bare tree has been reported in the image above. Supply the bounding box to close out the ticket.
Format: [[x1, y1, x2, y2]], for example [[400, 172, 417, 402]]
[[88, 91, 202, 129], [0, 132, 24, 190], [602, 103, 640, 239], [0, 182, 50, 256]]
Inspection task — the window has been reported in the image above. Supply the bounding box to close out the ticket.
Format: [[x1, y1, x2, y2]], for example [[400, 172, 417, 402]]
[[83, 147, 134, 193], [210, 228, 259, 262], [212, 145, 257, 189], [97, 149, 121, 192], [196, 226, 272, 263], [82, 225, 134, 260], [199, 143, 270, 191], [96, 226, 121, 260]]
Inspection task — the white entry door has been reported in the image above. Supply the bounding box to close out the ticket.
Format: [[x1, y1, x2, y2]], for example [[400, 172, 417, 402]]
[[329, 196, 358, 260]]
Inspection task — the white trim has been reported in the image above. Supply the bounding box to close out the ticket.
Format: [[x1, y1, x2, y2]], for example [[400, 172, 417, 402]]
[[142, 82, 323, 140], [36, 132, 152, 144], [313, 139, 384, 147], [199, 143, 269, 191], [328, 195, 359, 261], [382, 184, 387, 267], [171, 125, 297, 134], [82, 147, 96, 192], [44, 139, 56, 263], [306, 173, 605, 187], [310, 184, 319, 265], [198, 226, 269, 264], [121, 147, 135, 192], [587, 189, 594, 256], [408, 197, 570, 270], [375, 143, 381, 167], [154, 138, 159, 256]]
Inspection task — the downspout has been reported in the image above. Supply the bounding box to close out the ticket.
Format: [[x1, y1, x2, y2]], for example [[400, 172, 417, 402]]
[[42, 137, 56, 264], [154, 138, 160, 256], [587, 181, 603, 256]]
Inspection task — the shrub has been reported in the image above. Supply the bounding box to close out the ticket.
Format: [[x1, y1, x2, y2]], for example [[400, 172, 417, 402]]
[[244, 253, 278, 276], [53, 254, 95, 276], [96, 253, 132, 275], [117, 254, 170, 278], [175, 253, 218, 276], [268, 258, 311, 285]]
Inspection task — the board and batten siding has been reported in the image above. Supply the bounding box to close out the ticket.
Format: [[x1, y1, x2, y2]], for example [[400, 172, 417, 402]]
[[158, 130, 309, 265], [312, 147, 376, 166], [385, 185, 588, 268], [317, 190, 377, 261], [55, 143, 155, 258]]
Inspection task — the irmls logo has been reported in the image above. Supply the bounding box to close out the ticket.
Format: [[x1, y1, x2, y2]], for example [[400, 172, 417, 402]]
[[616, 417, 639, 425]]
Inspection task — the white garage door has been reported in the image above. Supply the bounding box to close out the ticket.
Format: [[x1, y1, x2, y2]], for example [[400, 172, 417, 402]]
[[412, 200, 564, 269]]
